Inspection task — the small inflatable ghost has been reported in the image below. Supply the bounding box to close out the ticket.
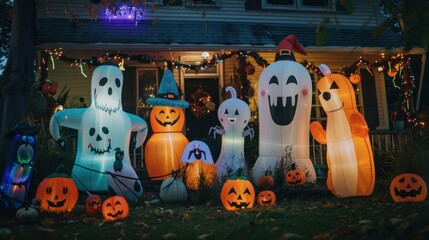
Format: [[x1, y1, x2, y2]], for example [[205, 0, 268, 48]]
[[50, 62, 148, 192], [310, 64, 375, 197], [0, 122, 40, 208], [252, 35, 317, 183], [209, 86, 253, 181], [180, 140, 216, 190]]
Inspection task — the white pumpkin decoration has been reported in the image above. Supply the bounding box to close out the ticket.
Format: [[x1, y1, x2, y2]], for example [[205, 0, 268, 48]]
[[159, 177, 187, 204], [16, 207, 38, 224]]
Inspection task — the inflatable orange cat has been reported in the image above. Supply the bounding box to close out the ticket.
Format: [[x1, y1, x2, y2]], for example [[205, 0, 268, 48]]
[[310, 64, 375, 197]]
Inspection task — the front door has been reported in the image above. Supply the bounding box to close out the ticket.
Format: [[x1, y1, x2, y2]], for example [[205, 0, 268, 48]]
[[184, 77, 221, 160]]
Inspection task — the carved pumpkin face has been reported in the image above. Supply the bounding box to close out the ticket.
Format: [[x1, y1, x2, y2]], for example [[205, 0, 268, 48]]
[[285, 168, 306, 186], [257, 190, 276, 207], [85, 194, 102, 216], [35, 168, 79, 213], [150, 106, 185, 133], [221, 169, 255, 211], [390, 173, 427, 202], [102, 195, 129, 221]]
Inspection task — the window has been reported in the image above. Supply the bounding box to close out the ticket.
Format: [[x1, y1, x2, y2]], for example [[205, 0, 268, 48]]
[[186, 0, 220, 7], [262, 0, 334, 11]]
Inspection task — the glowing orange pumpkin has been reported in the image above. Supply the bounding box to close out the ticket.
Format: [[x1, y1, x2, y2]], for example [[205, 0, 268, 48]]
[[257, 190, 276, 207], [390, 173, 427, 202], [349, 73, 361, 84], [150, 106, 185, 133], [85, 194, 102, 216], [102, 195, 129, 221], [35, 165, 78, 213], [181, 160, 217, 190], [285, 164, 306, 186], [220, 168, 255, 211]]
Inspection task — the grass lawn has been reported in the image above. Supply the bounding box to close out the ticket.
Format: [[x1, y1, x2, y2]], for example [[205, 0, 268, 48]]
[[1, 182, 428, 240]]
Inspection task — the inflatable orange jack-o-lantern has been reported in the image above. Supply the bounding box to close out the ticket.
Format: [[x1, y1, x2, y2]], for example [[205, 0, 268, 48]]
[[310, 64, 375, 197], [257, 190, 276, 207], [220, 168, 255, 211], [102, 195, 129, 221], [145, 106, 189, 180], [85, 194, 102, 216], [390, 173, 427, 202], [35, 165, 79, 213], [145, 70, 190, 181]]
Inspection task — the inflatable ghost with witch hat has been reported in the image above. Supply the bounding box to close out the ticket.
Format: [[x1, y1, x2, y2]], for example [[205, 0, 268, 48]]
[[50, 62, 148, 192], [252, 35, 317, 183]]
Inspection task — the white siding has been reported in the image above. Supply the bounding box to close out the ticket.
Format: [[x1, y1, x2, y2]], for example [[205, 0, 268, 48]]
[[37, 0, 383, 28]]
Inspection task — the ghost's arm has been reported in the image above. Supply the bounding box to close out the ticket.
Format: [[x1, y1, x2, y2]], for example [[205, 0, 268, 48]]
[[242, 125, 254, 139], [350, 113, 369, 138], [310, 121, 327, 144], [128, 114, 148, 149], [49, 109, 85, 148], [208, 126, 225, 139]]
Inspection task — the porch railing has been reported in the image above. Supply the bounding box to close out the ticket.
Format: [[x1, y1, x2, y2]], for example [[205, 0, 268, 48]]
[[129, 129, 410, 179]]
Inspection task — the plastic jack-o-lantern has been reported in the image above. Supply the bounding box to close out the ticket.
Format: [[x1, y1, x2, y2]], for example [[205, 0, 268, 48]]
[[145, 106, 189, 180], [256, 170, 275, 190], [220, 168, 255, 211], [102, 195, 129, 221], [390, 173, 427, 202], [35, 165, 79, 213], [285, 163, 306, 186], [85, 194, 102, 216], [257, 190, 276, 207]]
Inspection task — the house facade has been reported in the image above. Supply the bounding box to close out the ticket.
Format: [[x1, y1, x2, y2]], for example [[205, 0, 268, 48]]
[[35, 0, 426, 170]]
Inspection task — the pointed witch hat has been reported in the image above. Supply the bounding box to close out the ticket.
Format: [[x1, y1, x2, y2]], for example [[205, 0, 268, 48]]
[[146, 70, 189, 108], [275, 35, 307, 62]]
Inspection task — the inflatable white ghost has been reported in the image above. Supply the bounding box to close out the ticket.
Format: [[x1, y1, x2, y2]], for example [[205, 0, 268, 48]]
[[209, 86, 253, 181], [252, 35, 317, 183], [50, 62, 148, 192]]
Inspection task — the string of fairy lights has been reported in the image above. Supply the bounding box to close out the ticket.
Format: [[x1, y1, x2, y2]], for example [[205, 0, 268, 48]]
[[39, 49, 419, 125]]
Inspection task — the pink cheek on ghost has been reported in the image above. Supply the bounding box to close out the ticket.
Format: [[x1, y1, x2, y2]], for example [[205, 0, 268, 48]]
[[302, 89, 308, 97], [261, 90, 266, 98]]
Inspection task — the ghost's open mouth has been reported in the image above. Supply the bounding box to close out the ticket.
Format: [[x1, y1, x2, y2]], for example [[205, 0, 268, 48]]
[[94, 89, 121, 114], [88, 140, 112, 155]]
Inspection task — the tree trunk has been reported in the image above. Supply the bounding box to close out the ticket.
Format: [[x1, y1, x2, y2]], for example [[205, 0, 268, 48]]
[[0, 0, 35, 165]]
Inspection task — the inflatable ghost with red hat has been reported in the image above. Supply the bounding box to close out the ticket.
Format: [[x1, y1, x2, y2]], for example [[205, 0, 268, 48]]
[[252, 35, 317, 183]]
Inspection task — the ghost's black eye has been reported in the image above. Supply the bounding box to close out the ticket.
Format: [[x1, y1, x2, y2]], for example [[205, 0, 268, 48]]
[[99, 77, 108, 86], [102, 127, 109, 134], [115, 78, 121, 88], [330, 81, 339, 89], [89, 128, 95, 136]]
